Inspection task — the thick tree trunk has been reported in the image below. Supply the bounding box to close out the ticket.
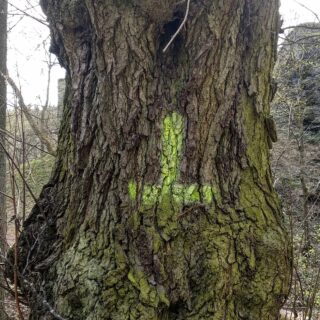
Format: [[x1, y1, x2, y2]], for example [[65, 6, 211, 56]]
[[14, 0, 290, 319], [0, 1, 7, 318]]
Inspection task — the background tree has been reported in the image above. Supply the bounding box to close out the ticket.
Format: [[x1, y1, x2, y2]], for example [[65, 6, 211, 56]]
[[272, 22, 320, 319], [9, 0, 291, 319], [275, 23, 320, 247], [0, 0, 7, 318]]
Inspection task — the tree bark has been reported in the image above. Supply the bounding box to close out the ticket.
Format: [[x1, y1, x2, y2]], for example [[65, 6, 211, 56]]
[[13, 0, 291, 319], [0, 0, 7, 318]]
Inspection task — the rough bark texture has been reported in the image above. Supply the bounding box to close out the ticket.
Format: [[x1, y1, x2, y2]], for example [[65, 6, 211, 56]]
[[0, 1, 7, 318], [13, 0, 291, 319]]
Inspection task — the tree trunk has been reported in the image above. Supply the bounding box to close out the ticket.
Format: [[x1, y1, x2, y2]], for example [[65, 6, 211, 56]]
[[0, 0, 7, 318], [14, 0, 291, 319]]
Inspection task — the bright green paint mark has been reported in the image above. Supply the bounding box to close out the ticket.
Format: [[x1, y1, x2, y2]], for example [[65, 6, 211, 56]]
[[161, 112, 183, 186], [126, 112, 217, 306], [129, 112, 215, 206], [128, 181, 137, 200]]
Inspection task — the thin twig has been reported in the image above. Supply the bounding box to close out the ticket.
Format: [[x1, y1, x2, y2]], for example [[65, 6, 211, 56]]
[[163, 0, 191, 52], [7, 1, 48, 27], [295, 1, 320, 23], [306, 266, 320, 320], [0, 190, 14, 201], [0, 128, 54, 155], [282, 25, 320, 32], [20, 93, 26, 223], [0, 139, 38, 205], [9, 139, 24, 320], [0, 72, 56, 156]]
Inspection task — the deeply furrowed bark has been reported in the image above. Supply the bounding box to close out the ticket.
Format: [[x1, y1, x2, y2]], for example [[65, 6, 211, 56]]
[[11, 0, 290, 319]]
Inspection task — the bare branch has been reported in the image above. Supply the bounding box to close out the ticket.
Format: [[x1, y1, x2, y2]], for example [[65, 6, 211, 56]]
[[295, 1, 320, 23], [0, 72, 56, 156], [7, 1, 48, 27]]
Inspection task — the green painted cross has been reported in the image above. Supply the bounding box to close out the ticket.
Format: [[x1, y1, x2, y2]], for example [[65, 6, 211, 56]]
[[128, 112, 215, 207]]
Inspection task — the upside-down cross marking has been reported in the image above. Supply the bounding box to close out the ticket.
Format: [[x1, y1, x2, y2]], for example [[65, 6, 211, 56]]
[[128, 112, 215, 206]]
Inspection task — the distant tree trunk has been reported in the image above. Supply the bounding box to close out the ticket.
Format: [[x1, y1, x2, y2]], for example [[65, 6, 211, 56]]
[[57, 78, 65, 122], [13, 0, 291, 319], [0, 0, 7, 318]]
